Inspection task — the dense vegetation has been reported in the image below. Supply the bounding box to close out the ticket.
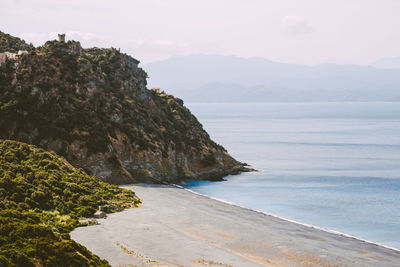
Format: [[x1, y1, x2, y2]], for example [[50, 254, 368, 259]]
[[0, 139, 140, 266], [0, 31, 33, 53], [0, 33, 248, 184], [0, 41, 208, 155]]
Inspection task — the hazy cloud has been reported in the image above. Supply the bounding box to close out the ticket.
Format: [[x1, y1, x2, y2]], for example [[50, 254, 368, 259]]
[[281, 15, 313, 34], [124, 39, 190, 63]]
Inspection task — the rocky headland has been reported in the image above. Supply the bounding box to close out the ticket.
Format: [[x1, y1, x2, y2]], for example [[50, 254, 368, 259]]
[[0, 31, 251, 184]]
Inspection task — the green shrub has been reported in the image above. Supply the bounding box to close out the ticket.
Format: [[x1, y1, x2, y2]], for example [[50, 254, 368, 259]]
[[0, 140, 141, 266]]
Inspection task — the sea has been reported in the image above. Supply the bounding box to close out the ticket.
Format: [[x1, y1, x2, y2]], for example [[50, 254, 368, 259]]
[[184, 102, 400, 249]]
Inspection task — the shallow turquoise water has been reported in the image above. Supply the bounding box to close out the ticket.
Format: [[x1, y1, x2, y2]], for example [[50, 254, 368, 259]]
[[184, 102, 400, 249]]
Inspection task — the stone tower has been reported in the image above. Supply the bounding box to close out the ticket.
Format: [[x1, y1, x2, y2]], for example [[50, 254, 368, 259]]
[[58, 33, 65, 42]]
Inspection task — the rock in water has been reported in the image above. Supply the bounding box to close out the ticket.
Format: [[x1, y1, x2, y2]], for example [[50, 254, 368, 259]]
[[0, 32, 250, 184]]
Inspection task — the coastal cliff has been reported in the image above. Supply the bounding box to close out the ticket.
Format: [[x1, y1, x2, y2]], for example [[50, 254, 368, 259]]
[[0, 32, 249, 184]]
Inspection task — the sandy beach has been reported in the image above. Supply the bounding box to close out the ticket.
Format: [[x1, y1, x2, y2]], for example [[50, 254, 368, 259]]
[[71, 185, 400, 267]]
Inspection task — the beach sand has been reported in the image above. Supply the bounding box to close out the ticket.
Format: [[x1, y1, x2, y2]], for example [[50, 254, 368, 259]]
[[71, 185, 400, 267]]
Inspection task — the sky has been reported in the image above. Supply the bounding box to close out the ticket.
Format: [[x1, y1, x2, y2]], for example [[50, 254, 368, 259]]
[[1, 0, 400, 65]]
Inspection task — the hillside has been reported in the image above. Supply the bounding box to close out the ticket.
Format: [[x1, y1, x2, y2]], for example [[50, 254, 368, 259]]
[[144, 54, 400, 102], [0, 31, 33, 53], [0, 33, 249, 184], [0, 139, 140, 266]]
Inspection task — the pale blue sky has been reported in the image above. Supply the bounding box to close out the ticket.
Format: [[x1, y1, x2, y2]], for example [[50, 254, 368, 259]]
[[1, 0, 400, 64]]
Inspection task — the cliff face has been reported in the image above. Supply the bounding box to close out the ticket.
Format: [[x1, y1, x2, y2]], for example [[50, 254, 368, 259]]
[[0, 35, 249, 184]]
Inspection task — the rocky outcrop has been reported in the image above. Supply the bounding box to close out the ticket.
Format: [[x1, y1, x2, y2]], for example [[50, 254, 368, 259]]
[[0, 34, 251, 184]]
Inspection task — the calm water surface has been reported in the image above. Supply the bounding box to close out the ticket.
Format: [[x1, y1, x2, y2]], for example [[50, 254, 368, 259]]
[[184, 102, 400, 249]]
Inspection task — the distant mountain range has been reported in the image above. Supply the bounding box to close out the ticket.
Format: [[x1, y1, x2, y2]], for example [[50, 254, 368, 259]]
[[144, 54, 400, 102]]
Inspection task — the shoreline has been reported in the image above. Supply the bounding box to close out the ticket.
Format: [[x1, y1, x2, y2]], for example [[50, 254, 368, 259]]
[[72, 184, 400, 266], [174, 184, 400, 253]]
